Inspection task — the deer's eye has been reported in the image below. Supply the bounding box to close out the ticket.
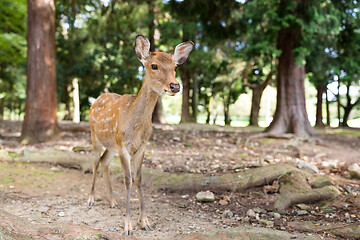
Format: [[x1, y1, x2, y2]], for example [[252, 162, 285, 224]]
[[151, 64, 158, 70], [175, 66, 178, 71]]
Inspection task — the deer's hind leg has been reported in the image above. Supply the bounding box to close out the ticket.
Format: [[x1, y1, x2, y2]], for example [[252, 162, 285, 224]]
[[100, 150, 117, 207], [88, 134, 104, 207]]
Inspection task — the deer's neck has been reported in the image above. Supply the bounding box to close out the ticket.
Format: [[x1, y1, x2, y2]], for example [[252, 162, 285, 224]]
[[126, 79, 159, 130]]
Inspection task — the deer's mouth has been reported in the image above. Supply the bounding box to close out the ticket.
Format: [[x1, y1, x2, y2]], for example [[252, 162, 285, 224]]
[[164, 89, 177, 96]]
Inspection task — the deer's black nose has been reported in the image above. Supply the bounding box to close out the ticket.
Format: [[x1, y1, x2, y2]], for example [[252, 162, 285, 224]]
[[170, 83, 180, 93]]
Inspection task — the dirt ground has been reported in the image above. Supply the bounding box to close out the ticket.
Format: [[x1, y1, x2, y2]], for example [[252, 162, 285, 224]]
[[0, 120, 359, 240]]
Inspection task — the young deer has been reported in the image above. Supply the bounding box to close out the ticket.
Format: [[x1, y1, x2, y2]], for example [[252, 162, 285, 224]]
[[88, 35, 194, 236]]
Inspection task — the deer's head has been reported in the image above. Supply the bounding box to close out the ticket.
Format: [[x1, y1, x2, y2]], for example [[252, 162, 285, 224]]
[[135, 35, 194, 96]]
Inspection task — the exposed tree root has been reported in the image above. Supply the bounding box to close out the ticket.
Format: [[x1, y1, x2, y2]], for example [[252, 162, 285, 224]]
[[274, 186, 340, 210]]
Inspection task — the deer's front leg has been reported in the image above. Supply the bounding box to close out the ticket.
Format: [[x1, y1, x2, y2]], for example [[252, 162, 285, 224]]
[[119, 146, 133, 236], [134, 147, 152, 231]]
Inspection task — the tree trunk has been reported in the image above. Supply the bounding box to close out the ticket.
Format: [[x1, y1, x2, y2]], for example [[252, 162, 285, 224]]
[[265, 26, 314, 138], [191, 77, 198, 121], [224, 94, 231, 125], [180, 62, 193, 123], [147, 0, 164, 124], [20, 0, 59, 144], [249, 87, 262, 127], [325, 89, 330, 126], [342, 105, 352, 127], [248, 73, 273, 127], [315, 84, 325, 128], [0, 98, 4, 120], [337, 79, 341, 127], [152, 98, 165, 123]]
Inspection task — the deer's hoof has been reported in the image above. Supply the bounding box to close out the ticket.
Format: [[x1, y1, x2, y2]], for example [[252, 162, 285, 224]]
[[123, 230, 133, 236], [109, 198, 118, 208], [142, 225, 153, 231], [87, 196, 96, 207]]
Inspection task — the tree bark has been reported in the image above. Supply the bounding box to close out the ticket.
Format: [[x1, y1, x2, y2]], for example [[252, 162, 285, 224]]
[[248, 73, 273, 127], [337, 79, 341, 127], [147, 0, 165, 124], [315, 84, 326, 128], [180, 21, 195, 123], [340, 82, 360, 128], [180, 62, 193, 123], [265, 26, 314, 138], [191, 77, 198, 121], [0, 98, 4, 120], [20, 0, 59, 144], [325, 89, 330, 126]]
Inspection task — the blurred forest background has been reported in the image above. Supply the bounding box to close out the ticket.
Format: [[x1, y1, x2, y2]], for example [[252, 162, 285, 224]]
[[0, 0, 359, 143]]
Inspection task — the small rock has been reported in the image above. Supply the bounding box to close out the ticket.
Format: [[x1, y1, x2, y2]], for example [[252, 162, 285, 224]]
[[297, 210, 308, 216], [253, 207, 267, 214], [247, 209, 256, 217], [215, 139, 222, 145], [220, 163, 228, 170], [259, 219, 274, 228], [274, 212, 281, 219], [50, 167, 61, 172], [196, 191, 215, 202], [9, 186, 15, 189], [347, 163, 360, 171], [345, 213, 350, 218], [58, 212, 65, 217], [219, 200, 228, 206], [295, 159, 319, 174], [321, 159, 338, 169], [296, 204, 311, 211], [172, 137, 181, 142], [264, 155, 274, 161], [210, 164, 220, 169], [222, 210, 233, 218]]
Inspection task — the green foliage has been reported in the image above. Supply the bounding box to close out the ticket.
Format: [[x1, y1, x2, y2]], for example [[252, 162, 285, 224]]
[[0, 0, 27, 118], [1, 0, 360, 125]]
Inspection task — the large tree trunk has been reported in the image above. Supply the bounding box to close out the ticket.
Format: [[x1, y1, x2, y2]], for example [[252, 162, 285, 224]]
[[265, 26, 314, 138], [180, 62, 193, 123], [20, 0, 59, 144], [191, 76, 198, 121], [147, 0, 165, 124], [315, 84, 326, 128], [180, 21, 195, 123]]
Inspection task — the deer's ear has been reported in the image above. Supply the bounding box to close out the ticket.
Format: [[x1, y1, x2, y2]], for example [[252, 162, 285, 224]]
[[135, 35, 151, 65], [171, 41, 194, 65]]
